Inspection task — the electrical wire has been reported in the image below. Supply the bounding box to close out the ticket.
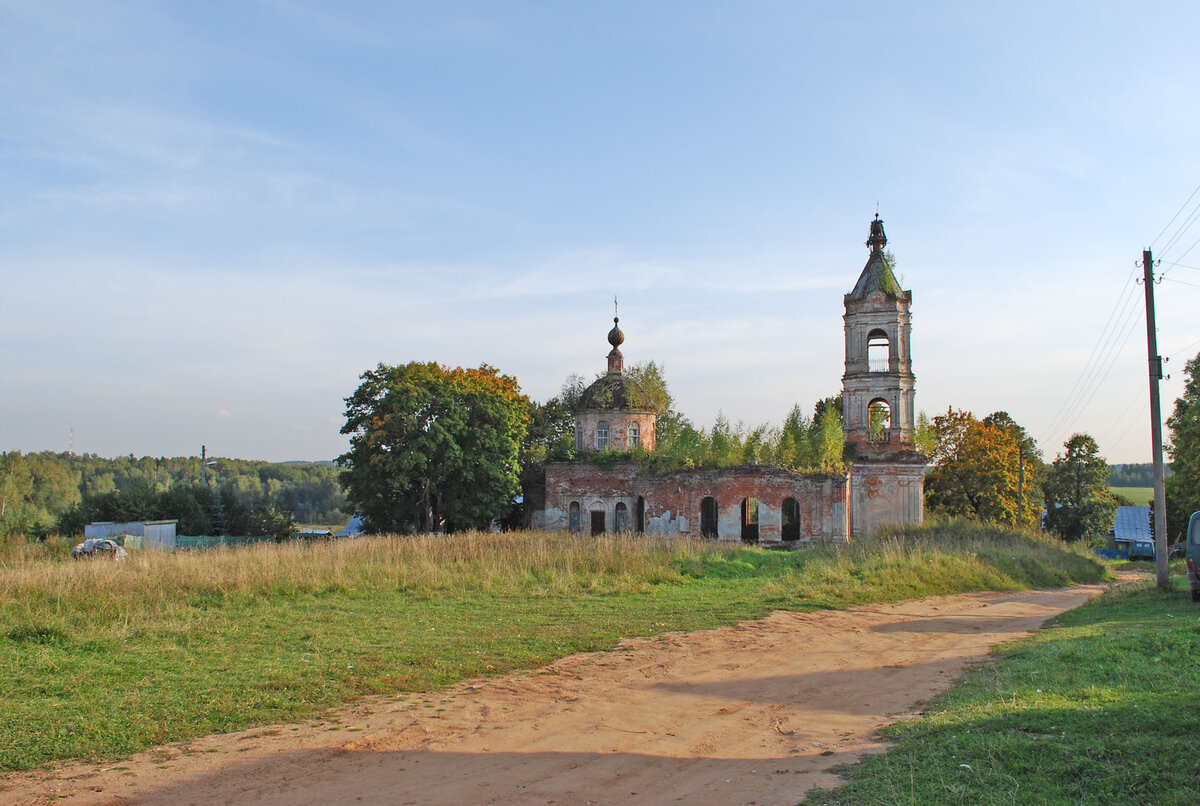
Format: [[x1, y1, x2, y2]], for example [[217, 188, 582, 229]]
[[1043, 276, 1142, 443], [1150, 181, 1200, 250]]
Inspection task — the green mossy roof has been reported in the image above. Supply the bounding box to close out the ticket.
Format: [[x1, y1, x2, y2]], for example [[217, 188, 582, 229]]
[[849, 251, 903, 300]]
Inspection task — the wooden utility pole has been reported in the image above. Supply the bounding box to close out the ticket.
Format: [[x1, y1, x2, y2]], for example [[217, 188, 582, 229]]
[[1142, 250, 1169, 590], [1017, 449, 1025, 526]]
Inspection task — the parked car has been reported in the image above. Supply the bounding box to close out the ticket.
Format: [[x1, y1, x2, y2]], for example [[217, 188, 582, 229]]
[[1187, 512, 1200, 602], [1127, 539, 1156, 561], [72, 538, 128, 561]]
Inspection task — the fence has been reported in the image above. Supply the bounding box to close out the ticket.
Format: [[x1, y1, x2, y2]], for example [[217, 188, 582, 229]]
[[175, 535, 276, 551]]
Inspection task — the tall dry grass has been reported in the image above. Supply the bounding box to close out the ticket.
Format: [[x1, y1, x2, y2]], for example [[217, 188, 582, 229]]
[[0, 533, 728, 621], [0, 523, 1107, 631]]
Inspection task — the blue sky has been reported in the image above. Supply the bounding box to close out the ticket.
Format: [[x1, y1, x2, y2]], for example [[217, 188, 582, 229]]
[[2, 1, 1198, 464]]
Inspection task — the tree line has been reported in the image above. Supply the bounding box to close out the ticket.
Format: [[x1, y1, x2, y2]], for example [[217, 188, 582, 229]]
[[0, 452, 346, 543], [12, 350, 1200, 545], [336, 358, 1139, 543]]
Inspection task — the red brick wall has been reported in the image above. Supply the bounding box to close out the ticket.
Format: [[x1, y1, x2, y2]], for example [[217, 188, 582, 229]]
[[540, 462, 849, 543]]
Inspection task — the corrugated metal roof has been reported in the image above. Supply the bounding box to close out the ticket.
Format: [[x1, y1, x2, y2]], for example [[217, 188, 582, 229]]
[[1112, 505, 1151, 542]]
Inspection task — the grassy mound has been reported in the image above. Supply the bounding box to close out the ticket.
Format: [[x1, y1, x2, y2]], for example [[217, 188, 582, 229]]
[[1, 523, 1105, 770]]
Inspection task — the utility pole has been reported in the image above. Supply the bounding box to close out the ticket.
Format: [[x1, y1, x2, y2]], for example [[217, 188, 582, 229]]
[[1017, 449, 1025, 527], [202, 445, 209, 486], [1142, 249, 1169, 590]]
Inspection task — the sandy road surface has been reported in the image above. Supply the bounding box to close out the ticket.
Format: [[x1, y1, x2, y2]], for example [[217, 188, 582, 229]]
[[1, 584, 1110, 806]]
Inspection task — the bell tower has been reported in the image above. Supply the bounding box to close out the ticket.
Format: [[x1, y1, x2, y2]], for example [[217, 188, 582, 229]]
[[842, 214, 926, 535]]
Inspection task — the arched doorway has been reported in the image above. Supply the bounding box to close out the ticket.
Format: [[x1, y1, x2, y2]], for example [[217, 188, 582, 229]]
[[700, 496, 718, 539], [635, 496, 645, 534], [569, 501, 581, 533], [615, 501, 628, 532], [782, 497, 801, 542], [741, 497, 759, 543]]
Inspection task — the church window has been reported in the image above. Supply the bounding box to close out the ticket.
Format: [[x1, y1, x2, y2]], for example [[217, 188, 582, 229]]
[[782, 497, 801, 541], [629, 421, 640, 447], [867, 329, 890, 372], [741, 497, 760, 543], [700, 497, 719, 538], [596, 421, 610, 450], [575, 422, 584, 452], [868, 398, 892, 444]]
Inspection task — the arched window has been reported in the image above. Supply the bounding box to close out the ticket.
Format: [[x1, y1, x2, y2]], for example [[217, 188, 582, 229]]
[[615, 501, 628, 532], [741, 497, 760, 543], [867, 329, 890, 372], [575, 422, 584, 452], [635, 496, 645, 534], [569, 502, 581, 533], [596, 421, 610, 451], [700, 496, 719, 539], [629, 421, 640, 447], [868, 398, 892, 445], [782, 497, 801, 542]]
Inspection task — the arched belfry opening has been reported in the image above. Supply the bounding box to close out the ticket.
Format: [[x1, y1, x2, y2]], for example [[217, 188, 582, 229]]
[[843, 213, 927, 536], [866, 329, 891, 372]]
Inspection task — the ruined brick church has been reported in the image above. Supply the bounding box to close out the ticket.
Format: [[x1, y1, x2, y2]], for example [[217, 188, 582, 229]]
[[528, 215, 926, 543]]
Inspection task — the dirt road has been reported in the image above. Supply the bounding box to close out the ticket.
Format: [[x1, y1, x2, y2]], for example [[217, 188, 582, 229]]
[[1, 584, 1109, 806]]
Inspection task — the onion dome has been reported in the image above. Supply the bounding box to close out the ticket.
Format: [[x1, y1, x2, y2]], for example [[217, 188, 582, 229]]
[[608, 317, 625, 349]]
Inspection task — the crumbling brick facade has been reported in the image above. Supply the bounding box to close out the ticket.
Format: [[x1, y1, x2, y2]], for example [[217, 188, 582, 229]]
[[528, 215, 926, 543], [543, 461, 849, 544]]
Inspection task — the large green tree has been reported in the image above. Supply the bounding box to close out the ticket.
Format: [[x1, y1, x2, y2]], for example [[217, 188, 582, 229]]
[[1042, 433, 1116, 543], [338, 362, 530, 534], [1166, 352, 1200, 539]]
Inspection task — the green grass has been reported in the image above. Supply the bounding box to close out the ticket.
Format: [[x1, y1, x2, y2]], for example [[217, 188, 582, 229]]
[[0, 525, 1105, 771], [804, 572, 1200, 805], [1111, 486, 1154, 505]]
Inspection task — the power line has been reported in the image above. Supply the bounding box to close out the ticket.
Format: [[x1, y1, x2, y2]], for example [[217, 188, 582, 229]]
[[1162, 275, 1200, 290], [1043, 276, 1142, 442], [1052, 300, 1143, 444], [1150, 180, 1200, 251], [1097, 385, 1145, 447]]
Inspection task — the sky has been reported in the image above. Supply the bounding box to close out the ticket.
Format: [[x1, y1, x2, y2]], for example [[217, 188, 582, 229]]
[[2, 1, 1199, 465]]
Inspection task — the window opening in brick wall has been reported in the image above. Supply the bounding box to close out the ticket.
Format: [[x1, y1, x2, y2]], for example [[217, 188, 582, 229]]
[[569, 501, 581, 533], [635, 496, 645, 533], [596, 421, 609, 451], [868, 398, 892, 445], [782, 497, 801, 541], [741, 497, 760, 543], [629, 421, 640, 447], [700, 496, 719, 538], [615, 502, 628, 532], [867, 329, 890, 372]]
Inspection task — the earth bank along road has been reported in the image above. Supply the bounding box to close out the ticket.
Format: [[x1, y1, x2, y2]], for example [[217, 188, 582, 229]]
[[1, 583, 1110, 806]]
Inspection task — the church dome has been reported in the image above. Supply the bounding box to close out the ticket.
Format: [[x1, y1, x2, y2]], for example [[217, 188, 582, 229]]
[[577, 373, 637, 412]]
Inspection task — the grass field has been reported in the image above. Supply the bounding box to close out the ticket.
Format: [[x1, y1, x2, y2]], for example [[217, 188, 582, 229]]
[[1, 525, 1105, 771], [805, 570, 1200, 805], [1111, 486, 1154, 506]]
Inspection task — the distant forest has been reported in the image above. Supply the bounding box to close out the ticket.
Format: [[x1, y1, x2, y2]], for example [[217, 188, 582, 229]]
[[1108, 463, 1171, 487], [0, 451, 346, 540]]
